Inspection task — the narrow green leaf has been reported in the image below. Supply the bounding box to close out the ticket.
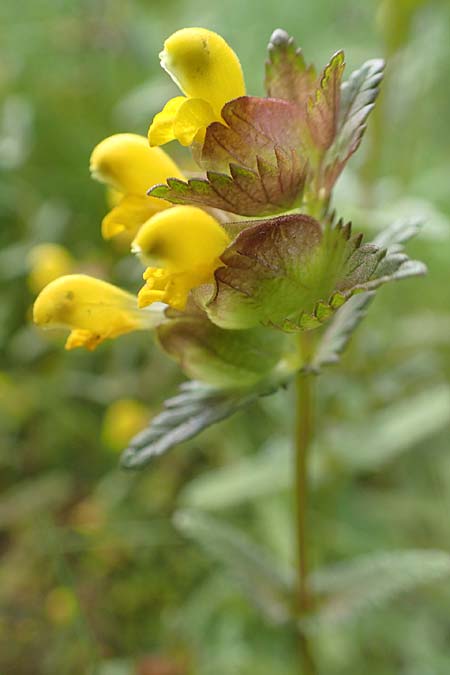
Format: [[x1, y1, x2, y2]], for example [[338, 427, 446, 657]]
[[323, 58, 384, 190], [179, 439, 291, 510], [120, 382, 264, 469], [305, 550, 450, 630], [174, 509, 294, 623], [328, 385, 450, 471]]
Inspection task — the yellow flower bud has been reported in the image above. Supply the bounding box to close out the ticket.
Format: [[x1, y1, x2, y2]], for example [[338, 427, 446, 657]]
[[33, 274, 162, 350], [90, 133, 184, 238], [27, 243, 74, 293], [133, 205, 230, 311], [149, 28, 246, 148]]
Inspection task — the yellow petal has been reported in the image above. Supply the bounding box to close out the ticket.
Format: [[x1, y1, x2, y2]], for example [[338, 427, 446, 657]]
[[160, 28, 246, 118], [132, 205, 230, 311], [90, 133, 184, 195], [27, 244, 74, 294], [173, 98, 217, 146], [148, 96, 187, 146], [101, 194, 170, 240], [33, 274, 162, 350], [106, 187, 123, 208]]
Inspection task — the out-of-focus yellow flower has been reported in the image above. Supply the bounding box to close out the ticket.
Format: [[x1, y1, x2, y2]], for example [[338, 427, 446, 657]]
[[27, 243, 74, 293], [149, 28, 245, 147], [133, 205, 230, 311], [102, 398, 150, 452], [33, 274, 161, 351], [90, 133, 184, 239]]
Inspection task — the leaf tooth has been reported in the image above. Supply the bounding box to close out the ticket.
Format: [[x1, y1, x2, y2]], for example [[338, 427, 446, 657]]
[[342, 221, 352, 240], [166, 177, 186, 189], [147, 183, 169, 197], [352, 231, 363, 249]]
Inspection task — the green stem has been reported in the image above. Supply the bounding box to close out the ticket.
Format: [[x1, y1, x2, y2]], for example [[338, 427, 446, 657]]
[[295, 334, 317, 675]]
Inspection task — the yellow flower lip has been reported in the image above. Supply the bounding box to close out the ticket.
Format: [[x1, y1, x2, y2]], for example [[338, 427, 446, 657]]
[[33, 273, 163, 350], [132, 205, 230, 311], [90, 133, 183, 196], [149, 28, 246, 148], [160, 28, 245, 114], [90, 133, 185, 239]]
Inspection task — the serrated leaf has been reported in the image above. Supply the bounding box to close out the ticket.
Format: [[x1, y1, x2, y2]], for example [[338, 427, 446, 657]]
[[310, 292, 375, 371], [149, 148, 307, 217], [205, 214, 327, 330], [304, 550, 450, 630], [120, 379, 281, 469], [265, 29, 317, 106], [174, 509, 294, 623], [205, 215, 425, 332], [323, 58, 384, 191], [201, 96, 302, 172]]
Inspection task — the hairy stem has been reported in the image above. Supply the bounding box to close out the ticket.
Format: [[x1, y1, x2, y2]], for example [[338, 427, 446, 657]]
[[295, 333, 317, 675]]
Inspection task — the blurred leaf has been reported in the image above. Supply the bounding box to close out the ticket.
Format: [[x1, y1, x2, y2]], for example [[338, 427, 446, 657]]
[[179, 439, 291, 510], [149, 149, 307, 217], [329, 385, 450, 471], [306, 549, 450, 629], [0, 95, 33, 170], [310, 292, 375, 371], [174, 509, 294, 623], [372, 216, 423, 250], [0, 472, 73, 528], [120, 381, 278, 469], [94, 660, 132, 675]]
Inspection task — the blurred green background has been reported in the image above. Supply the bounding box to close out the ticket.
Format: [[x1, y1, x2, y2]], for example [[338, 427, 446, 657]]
[[1, 1, 450, 673]]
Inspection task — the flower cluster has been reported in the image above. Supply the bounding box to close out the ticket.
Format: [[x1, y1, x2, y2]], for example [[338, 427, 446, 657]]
[[33, 28, 425, 461]]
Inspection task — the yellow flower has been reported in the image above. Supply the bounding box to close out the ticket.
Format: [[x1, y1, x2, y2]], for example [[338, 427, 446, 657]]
[[90, 133, 184, 239], [133, 205, 230, 311], [102, 398, 150, 452], [33, 274, 162, 350], [27, 243, 74, 293], [148, 28, 246, 147]]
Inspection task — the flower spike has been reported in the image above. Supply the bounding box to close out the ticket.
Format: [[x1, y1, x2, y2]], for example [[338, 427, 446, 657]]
[[90, 133, 184, 239], [33, 274, 162, 350], [149, 28, 245, 148], [133, 205, 230, 311]]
